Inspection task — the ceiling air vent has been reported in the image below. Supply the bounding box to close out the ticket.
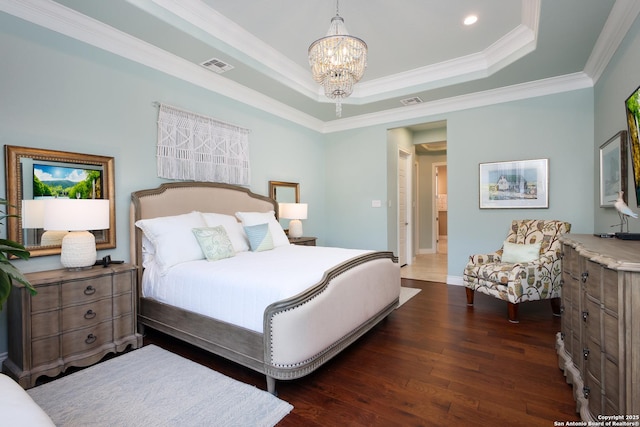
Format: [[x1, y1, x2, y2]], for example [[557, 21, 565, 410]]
[[201, 58, 234, 74], [400, 97, 423, 106]]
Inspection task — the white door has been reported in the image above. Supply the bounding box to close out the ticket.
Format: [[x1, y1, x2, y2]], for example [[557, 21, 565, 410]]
[[398, 151, 411, 266]]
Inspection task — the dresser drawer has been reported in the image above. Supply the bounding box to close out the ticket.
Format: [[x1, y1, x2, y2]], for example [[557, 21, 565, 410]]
[[62, 276, 112, 306], [31, 310, 59, 339], [113, 293, 133, 318], [114, 314, 135, 341], [62, 299, 113, 331], [62, 321, 113, 356], [30, 284, 60, 313], [31, 336, 60, 368]]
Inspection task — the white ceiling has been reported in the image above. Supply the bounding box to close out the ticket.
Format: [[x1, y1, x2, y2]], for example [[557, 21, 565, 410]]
[[3, 0, 639, 132]]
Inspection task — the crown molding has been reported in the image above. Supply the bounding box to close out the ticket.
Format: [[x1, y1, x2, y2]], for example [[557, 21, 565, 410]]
[[322, 72, 594, 134], [0, 0, 324, 131], [145, 0, 541, 105], [583, 0, 640, 83]]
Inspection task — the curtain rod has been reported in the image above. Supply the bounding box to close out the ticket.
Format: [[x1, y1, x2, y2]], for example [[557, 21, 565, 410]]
[[152, 101, 250, 133]]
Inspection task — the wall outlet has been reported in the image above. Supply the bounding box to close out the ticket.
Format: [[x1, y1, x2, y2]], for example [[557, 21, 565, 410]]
[[371, 200, 382, 208]]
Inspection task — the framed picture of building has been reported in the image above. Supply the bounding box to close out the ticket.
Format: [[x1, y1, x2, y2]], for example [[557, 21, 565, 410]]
[[479, 158, 549, 209]]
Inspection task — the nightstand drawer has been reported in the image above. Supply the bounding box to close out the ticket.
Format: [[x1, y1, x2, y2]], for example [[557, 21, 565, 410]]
[[289, 236, 317, 246], [30, 285, 60, 313], [63, 276, 112, 305], [62, 321, 113, 356], [62, 300, 113, 331]]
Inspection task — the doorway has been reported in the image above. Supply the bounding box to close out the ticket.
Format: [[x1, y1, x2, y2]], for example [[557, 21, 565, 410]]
[[398, 150, 412, 267], [433, 163, 448, 254]]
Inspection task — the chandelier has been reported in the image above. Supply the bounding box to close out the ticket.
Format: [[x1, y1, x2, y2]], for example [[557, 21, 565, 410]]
[[308, 1, 367, 117]]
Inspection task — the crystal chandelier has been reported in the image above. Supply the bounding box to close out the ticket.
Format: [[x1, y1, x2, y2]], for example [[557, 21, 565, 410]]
[[308, 0, 367, 117]]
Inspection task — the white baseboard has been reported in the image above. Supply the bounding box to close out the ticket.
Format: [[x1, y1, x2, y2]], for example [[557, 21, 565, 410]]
[[446, 275, 464, 286]]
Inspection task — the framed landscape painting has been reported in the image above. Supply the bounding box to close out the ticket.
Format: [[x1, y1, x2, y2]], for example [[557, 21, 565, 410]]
[[479, 158, 549, 209], [599, 130, 627, 207]]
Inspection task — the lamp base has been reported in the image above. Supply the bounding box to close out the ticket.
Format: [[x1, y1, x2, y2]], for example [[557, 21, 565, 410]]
[[60, 231, 97, 270], [288, 219, 303, 238]]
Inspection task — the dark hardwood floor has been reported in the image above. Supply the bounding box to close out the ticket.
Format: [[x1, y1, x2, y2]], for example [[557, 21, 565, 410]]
[[144, 279, 579, 426]]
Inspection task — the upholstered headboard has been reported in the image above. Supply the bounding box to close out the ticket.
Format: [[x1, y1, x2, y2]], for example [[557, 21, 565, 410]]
[[130, 182, 277, 280]]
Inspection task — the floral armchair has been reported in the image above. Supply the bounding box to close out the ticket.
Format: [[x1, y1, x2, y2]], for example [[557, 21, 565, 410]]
[[463, 219, 571, 323]]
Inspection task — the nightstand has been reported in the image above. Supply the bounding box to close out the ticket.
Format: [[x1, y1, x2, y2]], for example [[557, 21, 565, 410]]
[[288, 236, 317, 246], [3, 263, 143, 388]]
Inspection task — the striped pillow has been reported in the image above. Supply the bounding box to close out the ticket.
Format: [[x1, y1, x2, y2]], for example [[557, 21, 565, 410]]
[[244, 223, 274, 252]]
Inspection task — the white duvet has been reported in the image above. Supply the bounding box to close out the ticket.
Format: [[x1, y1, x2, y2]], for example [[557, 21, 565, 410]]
[[142, 244, 370, 333]]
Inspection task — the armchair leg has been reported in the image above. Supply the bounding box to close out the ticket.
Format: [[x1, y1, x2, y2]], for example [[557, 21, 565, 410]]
[[550, 297, 562, 317], [507, 303, 519, 323], [465, 288, 474, 306]]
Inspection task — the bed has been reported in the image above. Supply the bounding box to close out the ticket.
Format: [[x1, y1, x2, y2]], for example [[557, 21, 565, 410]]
[[130, 182, 400, 393]]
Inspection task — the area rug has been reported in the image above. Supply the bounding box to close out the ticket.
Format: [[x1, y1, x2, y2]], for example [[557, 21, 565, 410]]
[[397, 286, 421, 308], [28, 345, 293, 427]]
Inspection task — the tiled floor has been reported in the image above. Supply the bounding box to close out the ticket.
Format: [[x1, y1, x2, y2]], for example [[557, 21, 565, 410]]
[[401, 237, 448, 282]]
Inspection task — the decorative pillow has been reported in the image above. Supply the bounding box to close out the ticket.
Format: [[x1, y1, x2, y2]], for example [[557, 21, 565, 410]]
[[244, 223, 274, 252], [135, 211, 206, 274], [192, 226, 235, 261], [501, 241, 542, 263], [235, 211, 289, 247], [201, 212, 250, 252]]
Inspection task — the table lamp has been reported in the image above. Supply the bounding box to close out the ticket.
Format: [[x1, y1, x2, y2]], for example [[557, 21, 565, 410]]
[[43, 199, 110, 269], [279, 203, 308, 238]]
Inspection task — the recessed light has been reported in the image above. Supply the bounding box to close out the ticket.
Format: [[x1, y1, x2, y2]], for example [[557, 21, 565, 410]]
[[464, 15, 478, 26]]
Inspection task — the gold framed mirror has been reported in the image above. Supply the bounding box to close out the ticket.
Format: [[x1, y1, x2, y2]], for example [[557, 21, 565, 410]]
[[5, 145, 116, 257], [268, 181, 299, 204]]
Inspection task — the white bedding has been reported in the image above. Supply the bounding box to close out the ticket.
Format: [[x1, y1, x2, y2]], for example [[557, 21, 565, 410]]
[[142, 244, 370, 332]]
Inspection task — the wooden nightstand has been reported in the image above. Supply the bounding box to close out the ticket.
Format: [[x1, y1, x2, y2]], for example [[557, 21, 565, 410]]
[[3, 263, 143, 388], [288, 236, 317, 246]]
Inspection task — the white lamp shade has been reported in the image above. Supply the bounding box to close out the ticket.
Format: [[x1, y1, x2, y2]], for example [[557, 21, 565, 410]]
[[21, 199, 46, 228], [43, 199, 110, 231], [279, 203, 308, 220]]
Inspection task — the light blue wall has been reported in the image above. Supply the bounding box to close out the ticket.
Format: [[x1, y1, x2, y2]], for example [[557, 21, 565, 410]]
[[446, 91, 595, 279], [594, 15, 640, 231], [0, 15, 325, 353], [325, 90, 594, 283]]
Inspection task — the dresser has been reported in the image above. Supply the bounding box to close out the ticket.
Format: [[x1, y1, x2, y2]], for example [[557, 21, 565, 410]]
[[3, 264, 142, 388], [557, 235, 640, 420]]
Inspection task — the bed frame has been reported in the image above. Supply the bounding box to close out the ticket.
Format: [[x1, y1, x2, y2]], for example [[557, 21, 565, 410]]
[[130, 182, 400, 394]]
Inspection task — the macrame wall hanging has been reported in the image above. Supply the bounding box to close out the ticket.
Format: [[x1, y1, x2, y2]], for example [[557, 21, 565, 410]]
[[156, 103, 251, 185]]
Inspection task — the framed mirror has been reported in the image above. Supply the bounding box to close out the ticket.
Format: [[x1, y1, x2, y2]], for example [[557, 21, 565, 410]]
[[5, 145, 116, 257], [268, 181, 300, 204]]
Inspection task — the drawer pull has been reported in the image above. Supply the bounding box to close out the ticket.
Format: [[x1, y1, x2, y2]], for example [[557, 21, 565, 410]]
[[84, 310, 96, 320], [560, 305, 565, 314], [84, 286, 96, 295], [583, 348, 590, 360], [583, 386, 590, 399], [581, 272, 589, 283], [582, 311, 589, 322], [85, 334, 97, 344]]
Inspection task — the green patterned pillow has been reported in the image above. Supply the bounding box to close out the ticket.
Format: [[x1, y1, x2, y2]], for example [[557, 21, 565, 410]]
[[244, 223, 274, 252], [192, 226, 235, 261]]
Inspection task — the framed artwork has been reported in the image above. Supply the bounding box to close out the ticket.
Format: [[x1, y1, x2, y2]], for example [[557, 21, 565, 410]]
[[599, 130, 628, 207], [479, 158, 549, 209], [4, 145, 115, 258], [625, 85, 640, 206]]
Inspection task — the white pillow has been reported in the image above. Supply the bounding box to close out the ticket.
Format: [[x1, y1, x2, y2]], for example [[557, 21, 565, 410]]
[[235, 210, 290, 247], [501, 241, 542, 263], [200, 212, 250, 252], [135, 211, 207, 274]]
